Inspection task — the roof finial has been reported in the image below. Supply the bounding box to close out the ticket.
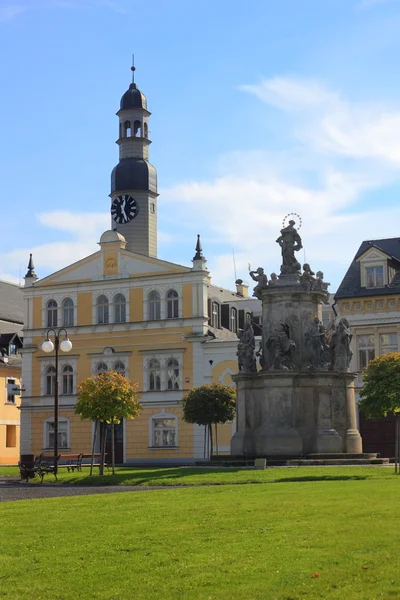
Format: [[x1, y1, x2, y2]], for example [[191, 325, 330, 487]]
[[25, 253, 36, 278], [131, 54, 135, 84], [193, 234, 204, 261]]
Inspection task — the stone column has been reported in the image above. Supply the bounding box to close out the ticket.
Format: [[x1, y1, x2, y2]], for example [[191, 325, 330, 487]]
[[344, 374, 363, 454]]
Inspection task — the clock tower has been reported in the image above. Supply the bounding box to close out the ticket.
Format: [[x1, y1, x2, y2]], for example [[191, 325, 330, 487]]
[[110, 64, 158, 257]]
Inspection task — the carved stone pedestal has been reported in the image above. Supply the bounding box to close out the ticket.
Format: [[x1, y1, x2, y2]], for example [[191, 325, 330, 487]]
[[231, 371, 362, 457]]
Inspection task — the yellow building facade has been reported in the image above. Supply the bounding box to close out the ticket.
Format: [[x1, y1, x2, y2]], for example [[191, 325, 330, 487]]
[[335, 238, 400, 457], [20, 70, 259, 464]]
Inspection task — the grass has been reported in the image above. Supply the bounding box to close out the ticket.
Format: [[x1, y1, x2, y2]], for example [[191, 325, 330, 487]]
[[1, 478, 400, 599], [0, 464, 398, 487]]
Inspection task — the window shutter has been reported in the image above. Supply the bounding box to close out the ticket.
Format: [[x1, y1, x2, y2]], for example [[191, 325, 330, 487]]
[[207, 299, 212, 326], [221, 304, 230, 329]]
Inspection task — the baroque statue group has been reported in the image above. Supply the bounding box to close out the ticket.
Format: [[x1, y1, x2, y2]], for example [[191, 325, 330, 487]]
[[237, 218, 353, 374]]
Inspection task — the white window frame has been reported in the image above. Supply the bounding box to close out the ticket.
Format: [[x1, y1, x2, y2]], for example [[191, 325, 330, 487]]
[[46, 299, 58, 328], [113, 293, 127, 324], [40, 359, 77, 397], [357, 334, 376, 371], [6, 378, 16, 403], [149, 411, 178, 448], [61, 365, 74, 395], [42, 293, 77, 328], [142, 350, 184, 392], [62, 297, 74, 327], [143, 284, 183, 321], [365, 265, 384, 289], [43, 417, 70, 451], [379, 332, 398, 355], [166, 289, 179, 319]]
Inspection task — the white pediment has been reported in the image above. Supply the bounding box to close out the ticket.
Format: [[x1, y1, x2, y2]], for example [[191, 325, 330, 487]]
[[34, 249, 191, 287], [356, 247, 389, 263]]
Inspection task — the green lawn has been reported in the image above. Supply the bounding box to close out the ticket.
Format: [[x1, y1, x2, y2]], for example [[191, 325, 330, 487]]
[[1, 478, 399, 599], [0, 464, 397, 486]]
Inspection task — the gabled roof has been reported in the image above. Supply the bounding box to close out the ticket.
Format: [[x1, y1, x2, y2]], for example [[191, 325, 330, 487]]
[[0, 280, 23, 324], [335, 237, 400, 299]]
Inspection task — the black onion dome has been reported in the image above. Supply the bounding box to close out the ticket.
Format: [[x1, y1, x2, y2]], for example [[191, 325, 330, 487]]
[[111, 158, 157, 194], [120, 83, 147, 110]]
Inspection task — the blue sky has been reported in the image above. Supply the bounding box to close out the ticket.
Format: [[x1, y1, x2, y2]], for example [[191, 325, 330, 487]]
[[1, 0, 400, 291]]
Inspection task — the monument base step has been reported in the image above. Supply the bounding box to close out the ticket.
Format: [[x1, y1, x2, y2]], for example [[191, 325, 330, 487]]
[[201, 453, 389, 467]]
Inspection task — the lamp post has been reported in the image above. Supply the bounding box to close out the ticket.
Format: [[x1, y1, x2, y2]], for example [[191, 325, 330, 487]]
[[41, 328, 72, 475]]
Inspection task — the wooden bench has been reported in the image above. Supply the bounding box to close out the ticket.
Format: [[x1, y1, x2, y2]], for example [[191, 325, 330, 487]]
[[18, 455, 60, 484], [80, 453, 110, 471], [57, 453, 83, 472]]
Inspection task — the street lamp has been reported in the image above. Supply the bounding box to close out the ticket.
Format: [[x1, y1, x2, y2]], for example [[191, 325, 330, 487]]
[[41, 328, 72, 475]]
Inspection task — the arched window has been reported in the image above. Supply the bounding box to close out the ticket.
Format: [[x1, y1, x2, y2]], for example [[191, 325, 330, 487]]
[[144, 122, 148, 138], [97, 295, 109, 324], [167, 358, 180, 390], [149, 291, 161, 320], [114, 360, 125, 377], [134, 120, 142, 137], [62, 297, 74, 327], [230, 307, 237, 332], [114, 293, 126, 323], [62, 365, 73, 395], [212, 302, 219, 328], [167, 289, 179, 319], [124, 120, 132, 137], [96, 362, 108, 374], [47, 299, 58, 327], [46, 366, 56, 395], [149, 359, 161, 391]]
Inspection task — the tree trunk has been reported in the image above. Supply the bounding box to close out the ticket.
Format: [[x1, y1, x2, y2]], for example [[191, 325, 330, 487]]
[[90, 420, 98, 476], [395, 415, 399, 475], [99, 423, 107, 476], [215, 423, 218, 456], [208, 422, 213, 460], [111, 419, 115, 475]]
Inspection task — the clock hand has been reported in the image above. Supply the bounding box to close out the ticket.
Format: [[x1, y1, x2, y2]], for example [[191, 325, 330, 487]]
[[121, 199, 127, 220]]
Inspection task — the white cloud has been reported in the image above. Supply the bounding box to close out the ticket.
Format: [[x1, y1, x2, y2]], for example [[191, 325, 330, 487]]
[[37, 210, 109, 237], [161, 76, 400, 289], [0, 5, 27, 21], [242, 77, 400, 166]]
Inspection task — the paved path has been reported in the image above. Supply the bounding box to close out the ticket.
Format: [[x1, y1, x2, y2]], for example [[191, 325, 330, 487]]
[[0, 477, 167, 503]]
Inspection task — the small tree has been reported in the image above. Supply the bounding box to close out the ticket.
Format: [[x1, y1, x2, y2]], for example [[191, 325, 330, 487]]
[[182, 383, 236, 459], [359, 352, 400, 473], [75, 371, 142, 475]]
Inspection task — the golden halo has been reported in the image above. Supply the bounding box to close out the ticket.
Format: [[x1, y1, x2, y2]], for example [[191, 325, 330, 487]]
[[282, 213, 302, 230]]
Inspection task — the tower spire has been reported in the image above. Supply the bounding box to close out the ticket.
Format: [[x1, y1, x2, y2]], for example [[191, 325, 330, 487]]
[[25, 253, 36, 278], [131, 54, 135, 84], [193, 234, 203, 261]]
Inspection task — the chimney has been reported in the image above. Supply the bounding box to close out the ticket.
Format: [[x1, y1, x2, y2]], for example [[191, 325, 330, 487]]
[[235, 279, 248, 298]]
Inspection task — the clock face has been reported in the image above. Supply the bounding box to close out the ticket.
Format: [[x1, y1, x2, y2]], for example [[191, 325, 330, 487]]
[[111, 195, 139, 224]]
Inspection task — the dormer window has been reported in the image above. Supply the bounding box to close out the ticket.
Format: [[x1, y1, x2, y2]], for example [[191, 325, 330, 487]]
[[366, 265, 384, 288]]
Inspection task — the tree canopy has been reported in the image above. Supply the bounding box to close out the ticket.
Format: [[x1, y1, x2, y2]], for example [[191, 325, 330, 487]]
[[75, 371, 142, 474], [182, 383, 236, 458], [359, 352, 400, 419], [75, 371, 142, 424], [182, 383, 236, 426]]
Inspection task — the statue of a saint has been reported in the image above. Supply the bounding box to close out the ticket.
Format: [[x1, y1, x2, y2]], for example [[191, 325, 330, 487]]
[[249, 267, 268, 299], [305, 317, 328, 369], [276, 220, 302, 274], [265, 322, 296, 370], [237, 319, 257, 373]]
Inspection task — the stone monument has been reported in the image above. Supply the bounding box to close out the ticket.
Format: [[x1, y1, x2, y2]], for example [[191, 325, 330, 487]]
[[231, 214, 363, 457]]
